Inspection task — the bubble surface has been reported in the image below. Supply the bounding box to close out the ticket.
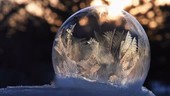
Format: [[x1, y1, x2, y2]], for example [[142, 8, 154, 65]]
[[52, 6, 150, 87]]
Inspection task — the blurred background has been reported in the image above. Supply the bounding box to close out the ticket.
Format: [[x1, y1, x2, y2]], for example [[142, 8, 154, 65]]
[[0, 0, 169, 96]]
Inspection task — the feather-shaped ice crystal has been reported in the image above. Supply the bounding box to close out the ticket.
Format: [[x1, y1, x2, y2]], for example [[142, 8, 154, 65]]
[[52, 6, 150, 87]]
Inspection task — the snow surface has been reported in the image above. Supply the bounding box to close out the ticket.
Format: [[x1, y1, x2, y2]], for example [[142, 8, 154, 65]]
[[0, 78, 155, 96], [0, 86, 155, 96]]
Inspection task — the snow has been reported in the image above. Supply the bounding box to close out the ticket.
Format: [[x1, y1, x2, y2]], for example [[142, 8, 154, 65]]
[[151, 81, 170, 95], [0, 86, 155, 96], [0, 87, 155, 96], [0, 78, 155, 96]]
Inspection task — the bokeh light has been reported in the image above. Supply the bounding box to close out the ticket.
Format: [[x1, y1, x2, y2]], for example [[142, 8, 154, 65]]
[[0, 0, 169, 40]]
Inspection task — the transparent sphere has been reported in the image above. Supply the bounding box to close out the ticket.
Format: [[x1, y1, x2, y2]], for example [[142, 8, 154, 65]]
[[52, 6, 150, 87]]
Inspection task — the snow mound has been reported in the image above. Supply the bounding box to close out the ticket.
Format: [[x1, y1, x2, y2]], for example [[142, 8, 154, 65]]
[[0, 78, 155, 96], [0, 86, 155, 96]]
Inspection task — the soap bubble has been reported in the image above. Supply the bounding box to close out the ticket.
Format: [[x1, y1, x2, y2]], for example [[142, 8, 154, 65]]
[[52, 6, 150, 87]]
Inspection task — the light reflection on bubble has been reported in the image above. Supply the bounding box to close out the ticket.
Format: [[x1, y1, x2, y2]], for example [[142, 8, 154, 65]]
[[52, 6, 150, 87]]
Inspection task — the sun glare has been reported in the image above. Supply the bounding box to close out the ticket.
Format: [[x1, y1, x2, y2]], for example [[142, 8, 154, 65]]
[[91, 0, 132, 20], [1, 0, 170, 40]]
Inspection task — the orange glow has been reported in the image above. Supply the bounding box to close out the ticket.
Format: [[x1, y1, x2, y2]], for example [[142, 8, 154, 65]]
[[9, 19, 16, 27], [149, 21, 158, 29], [49, 0, 59, 7], [115, 19, 122, 26], [132, 0, 139, 6], [80, 2, 86, 9], [155, 0, 170, 6], [90, 0, 103, 6], [0, 0, 169, 38], [79, 16, 89, 26], [18, 8, 26, 16], [56, 3, 67, 11], [51, 26, 58, 32], [55, 20, 62, 26], [141, 18, 149, 25], [90, 0, 151, 24], [99, 13, 108, 23], [47, 17, 55, 24], [107, 0, 132, 9], [138, 3, 152, 14], [10, 0, 29, 4], [104, 0, 132, 19], [72, 5, 79, 12], [26, 3, 44, 17], [147, 11, 155, 19], [93, 0, 130, 22], [89, 0, 170, 36], [155, 16, 164, 24], [129, 8, 138, 15]]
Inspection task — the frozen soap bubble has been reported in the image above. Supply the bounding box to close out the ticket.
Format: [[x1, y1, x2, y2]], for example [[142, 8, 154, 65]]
[[52, 6, 150, 87]]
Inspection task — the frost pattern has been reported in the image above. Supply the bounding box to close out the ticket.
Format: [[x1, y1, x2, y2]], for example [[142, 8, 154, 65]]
[[53, 24, 140, 85]]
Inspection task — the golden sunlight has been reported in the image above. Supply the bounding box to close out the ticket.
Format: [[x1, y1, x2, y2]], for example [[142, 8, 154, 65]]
[[25, 3, 44, 17], [79, 16, 89, 26], [1, 0, 169, 39]]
